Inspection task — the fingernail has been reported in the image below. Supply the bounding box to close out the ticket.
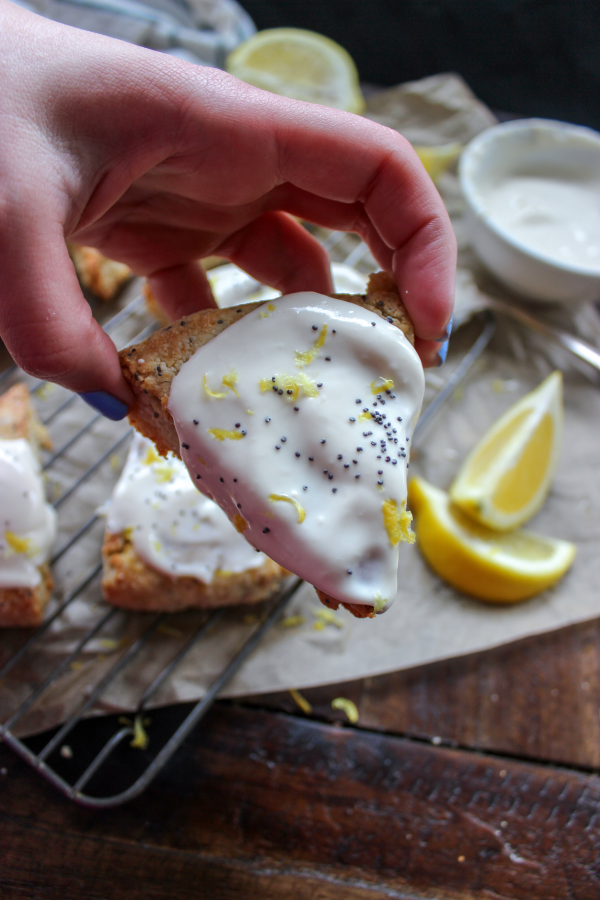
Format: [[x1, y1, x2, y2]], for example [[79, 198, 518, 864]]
[[435, 312, 454, 342], [79, 391, 129, 421], [437, 338, 449, 366]]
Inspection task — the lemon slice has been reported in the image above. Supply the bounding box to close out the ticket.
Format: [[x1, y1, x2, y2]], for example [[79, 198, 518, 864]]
[[450, 372, 563, 531], [226, 28, 365, 113], [414, 142, 463, 183], [408, 477, 576, 603]]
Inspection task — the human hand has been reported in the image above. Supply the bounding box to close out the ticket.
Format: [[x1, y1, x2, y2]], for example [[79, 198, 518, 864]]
[[0, 0, 455, 418]]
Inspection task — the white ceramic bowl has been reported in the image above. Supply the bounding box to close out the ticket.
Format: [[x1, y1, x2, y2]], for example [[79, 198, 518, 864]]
[[460, 119, 600, 304]]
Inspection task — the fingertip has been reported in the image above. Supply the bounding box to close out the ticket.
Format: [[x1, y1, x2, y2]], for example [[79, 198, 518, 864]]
[[414, 336, 450, 369]]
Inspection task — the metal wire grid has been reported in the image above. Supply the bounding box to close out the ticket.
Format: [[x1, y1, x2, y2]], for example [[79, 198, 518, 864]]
[[0, 232, 496, 807]]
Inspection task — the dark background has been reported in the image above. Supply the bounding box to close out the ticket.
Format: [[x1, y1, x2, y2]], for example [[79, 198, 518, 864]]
[[240, 0, 600, 129]]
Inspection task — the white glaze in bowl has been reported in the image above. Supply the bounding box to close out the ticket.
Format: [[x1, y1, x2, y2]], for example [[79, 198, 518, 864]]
[[460, 119, 600, 304]]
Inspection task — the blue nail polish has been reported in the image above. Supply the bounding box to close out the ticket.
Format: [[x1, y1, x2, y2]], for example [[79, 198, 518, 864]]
[[437, 338, 449, 366], [79, 391, 129, 421], [444, 312, 454, 340]]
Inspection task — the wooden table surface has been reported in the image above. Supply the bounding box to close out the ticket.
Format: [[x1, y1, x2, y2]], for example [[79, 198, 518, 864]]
[[3, 614, 600, 899]]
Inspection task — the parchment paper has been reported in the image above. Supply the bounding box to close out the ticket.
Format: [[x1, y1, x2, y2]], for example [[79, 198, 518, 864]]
[[2, 73, 600, 739]]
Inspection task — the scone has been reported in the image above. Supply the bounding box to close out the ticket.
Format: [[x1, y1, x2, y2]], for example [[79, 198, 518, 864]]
[[69, 245, 132, 302], [102, 435, 288, 612], [0, 385, 56, 627], [119, 273, 423, 618]]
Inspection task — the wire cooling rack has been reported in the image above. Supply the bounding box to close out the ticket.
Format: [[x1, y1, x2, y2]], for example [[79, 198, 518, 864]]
[[0, 231, 495, 807]]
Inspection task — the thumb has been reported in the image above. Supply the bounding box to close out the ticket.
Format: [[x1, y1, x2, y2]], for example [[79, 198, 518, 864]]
[[0, 222, 133, 417]]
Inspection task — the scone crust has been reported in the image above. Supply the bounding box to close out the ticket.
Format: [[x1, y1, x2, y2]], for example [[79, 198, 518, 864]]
[[0, 565, 53, 628], [101, 531, 288, 612]]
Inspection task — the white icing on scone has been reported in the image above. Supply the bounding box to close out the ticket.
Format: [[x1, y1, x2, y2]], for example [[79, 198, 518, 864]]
[[0, 439, 56, 588], [168, 293, 424, 611], [105, 434, 267, 582]]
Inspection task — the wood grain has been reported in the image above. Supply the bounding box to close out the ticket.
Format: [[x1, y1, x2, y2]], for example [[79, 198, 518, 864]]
[[2, 704, 600, 899], [247, 617, 600, 770]]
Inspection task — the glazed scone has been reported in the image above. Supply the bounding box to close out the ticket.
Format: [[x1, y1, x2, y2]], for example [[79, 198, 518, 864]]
[[0, 383, 53, 452], [119, 273, 423, 618], [0, 385, 56, 628], [102, 435, 288, 612], [69, 245, 132, 302]]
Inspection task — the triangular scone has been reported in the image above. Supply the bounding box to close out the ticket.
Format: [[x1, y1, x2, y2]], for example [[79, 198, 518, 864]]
[[101, 436, 288, 612], [0, 385, 55, 628], [69, 245, 132, 302], [119, 273, 416, 619]]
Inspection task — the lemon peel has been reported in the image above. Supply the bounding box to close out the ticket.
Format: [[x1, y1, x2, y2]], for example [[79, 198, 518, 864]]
[[290, 688, 312, 714], [4, 531, 35, 556], [295, 324, 327, 368], [203, 368, 239, 399], [332, 697, 359, 723], [142, 445, 161, 466], [269, 493, 305, 523], [409, 476, 576, 603], [370, 377, 394, 395], [280, 614, 305, 628], [208, 428, 245, 441], [382, 499, 415, 547], [153, 461, 176, 483], [259, 373, 319, 400], [373, 593, 387, 613], [130, 714, 150, 750], [312, 607, 344, 628], [233, 513, 247, 533]]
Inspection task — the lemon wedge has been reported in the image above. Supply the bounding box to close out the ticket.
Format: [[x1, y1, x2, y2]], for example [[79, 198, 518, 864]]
[[450, 372, 563, 532], [408, 477, 576, 603], [414, 142, 463, 182], [226, 28, 365, 113]]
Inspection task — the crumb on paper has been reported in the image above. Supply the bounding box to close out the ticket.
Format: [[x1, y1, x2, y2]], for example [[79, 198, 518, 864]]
[[110, 453, 121, 472], [289, 688, 312, 714], [331, 697, 359, 724], [312, 620, 326, 631], [280, 614, 305, 628]]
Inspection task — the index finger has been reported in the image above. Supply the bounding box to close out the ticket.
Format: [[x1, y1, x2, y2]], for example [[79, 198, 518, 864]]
[[268, 100, 456, 343]]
